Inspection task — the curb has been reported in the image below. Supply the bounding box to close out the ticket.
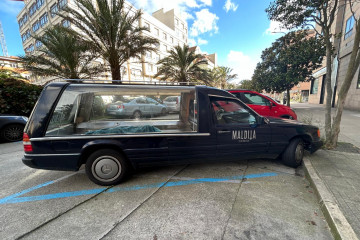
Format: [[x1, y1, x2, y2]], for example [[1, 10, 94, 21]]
[[303, 157, 359, 240]]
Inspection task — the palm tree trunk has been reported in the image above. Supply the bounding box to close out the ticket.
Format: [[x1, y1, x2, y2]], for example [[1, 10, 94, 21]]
[[110, 60, 121, 84]]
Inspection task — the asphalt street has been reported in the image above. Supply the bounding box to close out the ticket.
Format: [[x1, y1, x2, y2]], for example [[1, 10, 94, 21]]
[[0, 140, 332, 240]]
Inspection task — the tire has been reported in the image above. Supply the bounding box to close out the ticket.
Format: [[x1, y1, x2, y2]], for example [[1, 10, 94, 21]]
[[85, 149, 128, 186], [281, 115, 293, 120], [0, 124, 24, 142], [282, 138, 304, 168], [133, 110, 142, 120]]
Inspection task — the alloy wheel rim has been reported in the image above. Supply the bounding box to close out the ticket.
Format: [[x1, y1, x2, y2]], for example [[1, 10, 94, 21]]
[[4, 126, 23, 141]]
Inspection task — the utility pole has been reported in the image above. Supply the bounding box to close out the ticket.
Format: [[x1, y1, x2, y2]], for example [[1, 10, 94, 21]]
[[0, 21, 9, 57]]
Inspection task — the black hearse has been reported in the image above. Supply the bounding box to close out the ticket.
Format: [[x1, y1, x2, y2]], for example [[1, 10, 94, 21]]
[[22, 82, 322, 185]]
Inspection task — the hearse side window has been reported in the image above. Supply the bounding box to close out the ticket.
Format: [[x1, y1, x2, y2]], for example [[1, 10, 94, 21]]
[[45, 84, 197, 136], [210, 97, 256, 125]]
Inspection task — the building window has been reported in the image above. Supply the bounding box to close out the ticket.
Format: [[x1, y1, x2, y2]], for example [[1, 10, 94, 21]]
[[39, 13, 48, 27], [26, 44, 34, 53], [182, 23, 184, 30], [32, 21, 40, 32], [155, 28, 159, 36], [36, 0, 44, 10], [176, 19, 179, 26], [146, 52, 151, 58], [23, 14, 28, 24], [155, 54, 160, 61], [59, 0, 67, 9], [311, 78, 319, 94], [50, 3, 58, 18], [62, 19, 70, 28], [29, 3, 37, 17], [22, 30, 31, 42], [345, 16, 355, 39], [170, 37, 173, 43], [163, 33, 167, 40], [35, 40, 42, 48], [147, 64, 153, 72]]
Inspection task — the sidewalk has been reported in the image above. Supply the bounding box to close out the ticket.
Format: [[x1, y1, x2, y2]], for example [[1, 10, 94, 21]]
[[293, 103, 360, 240]]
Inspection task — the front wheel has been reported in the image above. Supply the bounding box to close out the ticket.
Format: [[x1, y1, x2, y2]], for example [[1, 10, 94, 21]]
[[85, 149, 128, 186], [133, 110, 142, 120], [282, 138, 304, 168]]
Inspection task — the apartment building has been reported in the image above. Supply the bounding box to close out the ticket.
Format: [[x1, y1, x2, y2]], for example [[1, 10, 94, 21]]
[[17, 0, 189, 84], [310, 0, 360, 111], [0, 55, 31, 80], [189, 46, 217, 69]]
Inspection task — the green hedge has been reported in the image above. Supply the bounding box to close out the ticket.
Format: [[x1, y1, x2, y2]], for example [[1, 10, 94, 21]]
[[0, 78, 43, 116]]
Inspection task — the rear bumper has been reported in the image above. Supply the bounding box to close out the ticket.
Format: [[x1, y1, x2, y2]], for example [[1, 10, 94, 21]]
[[307, 140, 323, 154], [22, 154, 80, 171]]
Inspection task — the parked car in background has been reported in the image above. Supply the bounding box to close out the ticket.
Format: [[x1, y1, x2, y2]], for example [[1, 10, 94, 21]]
[[106, 97, 168, 119], [228, 90, 297, 120], [163, 96, 181, 112], [0, 115, 28, 142]]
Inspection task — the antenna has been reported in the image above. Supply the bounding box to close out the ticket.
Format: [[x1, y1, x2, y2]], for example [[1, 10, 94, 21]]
[[0, 21, 9, 57]]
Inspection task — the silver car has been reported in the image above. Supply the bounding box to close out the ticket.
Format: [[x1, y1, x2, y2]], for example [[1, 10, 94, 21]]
[[163, 96, 181, 112], [106, 97, 167, 119]]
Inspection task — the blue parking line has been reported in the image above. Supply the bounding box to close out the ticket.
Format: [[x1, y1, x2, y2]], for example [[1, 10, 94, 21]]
[[0, 172, 278, 204]]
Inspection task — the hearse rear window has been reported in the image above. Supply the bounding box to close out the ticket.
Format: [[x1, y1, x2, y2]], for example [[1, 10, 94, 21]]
[[46, 84, 197, 136]]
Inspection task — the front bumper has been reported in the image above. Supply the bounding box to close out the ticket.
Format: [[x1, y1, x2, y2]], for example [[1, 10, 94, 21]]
[[307, 140, 323, 154]]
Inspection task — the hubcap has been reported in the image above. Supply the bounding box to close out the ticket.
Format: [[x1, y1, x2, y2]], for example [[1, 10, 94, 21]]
[[295, 143, 304, 163], [92, 156, 121, 182]]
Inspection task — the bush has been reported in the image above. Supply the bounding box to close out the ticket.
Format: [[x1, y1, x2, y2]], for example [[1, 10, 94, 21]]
[[0, 78, 43, 116]]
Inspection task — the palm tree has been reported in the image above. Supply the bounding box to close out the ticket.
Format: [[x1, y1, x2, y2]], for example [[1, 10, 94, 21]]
[[20, 26, 102, 79], [60, 0, 159, 83], [210, 66, 238, 89], [154, 45, 210, 85]]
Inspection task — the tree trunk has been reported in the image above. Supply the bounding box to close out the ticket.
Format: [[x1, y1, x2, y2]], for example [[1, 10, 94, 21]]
[[324, 37, 333, 145], [286, 89, 290, 107], [110, 62, 121, 84], [328, 22, 360, 148]]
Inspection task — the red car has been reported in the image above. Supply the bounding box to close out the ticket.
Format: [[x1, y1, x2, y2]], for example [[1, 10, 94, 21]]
[[228, 90, 297, 120]]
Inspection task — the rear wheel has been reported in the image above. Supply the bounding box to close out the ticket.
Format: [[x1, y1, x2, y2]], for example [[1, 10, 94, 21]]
[[85, 149, 128, 186], [1, 124, 24, 142], [282, 138, 304, 168]]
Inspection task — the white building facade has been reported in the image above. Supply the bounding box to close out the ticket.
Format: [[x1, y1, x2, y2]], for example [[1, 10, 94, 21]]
[[17, 0, 188, 84]]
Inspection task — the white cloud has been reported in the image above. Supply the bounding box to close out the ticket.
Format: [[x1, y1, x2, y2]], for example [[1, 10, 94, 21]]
[[197, 37, 208, 45], [223, 0, 238, 13], [225, 51, 258, 83], [265, 20, 287, 35], [190, 9, 219, 37], [199, 0, 212, 6], [0, 0, 24, 16]]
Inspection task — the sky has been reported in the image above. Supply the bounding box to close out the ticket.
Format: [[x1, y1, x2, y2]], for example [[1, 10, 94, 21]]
[[0, 0, 285, 83]]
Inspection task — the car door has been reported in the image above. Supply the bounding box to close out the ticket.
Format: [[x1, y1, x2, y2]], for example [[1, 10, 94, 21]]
[[147, 97, 162, 115], [210, 96, 271, 160]]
